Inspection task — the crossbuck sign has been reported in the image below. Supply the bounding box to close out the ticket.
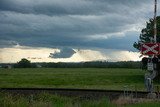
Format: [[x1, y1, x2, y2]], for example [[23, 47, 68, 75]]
[[141, 43, 160, 55]]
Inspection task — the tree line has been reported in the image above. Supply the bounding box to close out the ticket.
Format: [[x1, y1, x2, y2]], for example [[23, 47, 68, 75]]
[[41, 61, 141, 69], [7, 58, 141, 69]]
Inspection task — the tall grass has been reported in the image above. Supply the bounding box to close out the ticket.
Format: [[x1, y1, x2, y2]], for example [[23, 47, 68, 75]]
[[0, 92, 114, 107], [0, 92, 160, 107], [0, 92, 72, 107]]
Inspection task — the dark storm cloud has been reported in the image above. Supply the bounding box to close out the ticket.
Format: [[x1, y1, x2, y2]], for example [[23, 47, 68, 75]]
[[0, 0, 151, 16], [49, 47, 76, 58], [0, 0, 158, 51]]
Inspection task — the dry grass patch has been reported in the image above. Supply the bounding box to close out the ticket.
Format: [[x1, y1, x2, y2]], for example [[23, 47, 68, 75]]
[[112, 96, 160, 106]]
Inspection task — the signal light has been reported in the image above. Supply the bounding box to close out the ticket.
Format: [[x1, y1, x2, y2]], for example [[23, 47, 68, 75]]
[[152, 57, 159, 63], [142, 57, 148, 65]]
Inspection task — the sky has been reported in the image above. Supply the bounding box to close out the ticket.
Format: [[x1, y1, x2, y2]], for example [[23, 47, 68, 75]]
[[0, 0, 160, 63]]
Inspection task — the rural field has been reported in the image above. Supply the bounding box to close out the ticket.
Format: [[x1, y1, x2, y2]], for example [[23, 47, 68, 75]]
[[1, 68, 160, 107], [0, 68, 155, 91]]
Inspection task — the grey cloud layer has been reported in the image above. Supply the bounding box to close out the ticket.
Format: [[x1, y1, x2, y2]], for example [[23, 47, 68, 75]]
[[0, 0, 157, 51], [0, 0, 151, 15]]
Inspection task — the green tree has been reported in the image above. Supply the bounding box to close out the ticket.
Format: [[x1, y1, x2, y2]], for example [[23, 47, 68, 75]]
[[133, 16, 160, 50], [16, 58, 31, 68]]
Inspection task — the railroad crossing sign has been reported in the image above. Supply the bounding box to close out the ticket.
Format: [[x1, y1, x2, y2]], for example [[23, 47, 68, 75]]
[[141, 43, 160, 55]]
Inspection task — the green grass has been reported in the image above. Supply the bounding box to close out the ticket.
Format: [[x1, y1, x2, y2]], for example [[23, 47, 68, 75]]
[[0, 92, 72, 107], [0, 68, 150, 90], [0, 92, 160, 107], [1, 68, 160, 106]]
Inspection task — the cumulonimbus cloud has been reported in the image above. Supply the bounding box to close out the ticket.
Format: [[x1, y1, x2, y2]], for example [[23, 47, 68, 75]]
[[0, 0, 157, 51]]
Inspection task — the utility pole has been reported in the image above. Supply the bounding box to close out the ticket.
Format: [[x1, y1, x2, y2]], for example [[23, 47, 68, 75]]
[[154, 0, 157, 43]]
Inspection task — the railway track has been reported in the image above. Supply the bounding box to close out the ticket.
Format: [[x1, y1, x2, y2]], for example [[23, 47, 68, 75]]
[[0, 88, 150, 100]]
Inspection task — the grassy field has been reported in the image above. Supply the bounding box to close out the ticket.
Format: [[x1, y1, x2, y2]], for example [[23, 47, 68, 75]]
[[0, 68, 151, 90], [1, 68, 160, 107]]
